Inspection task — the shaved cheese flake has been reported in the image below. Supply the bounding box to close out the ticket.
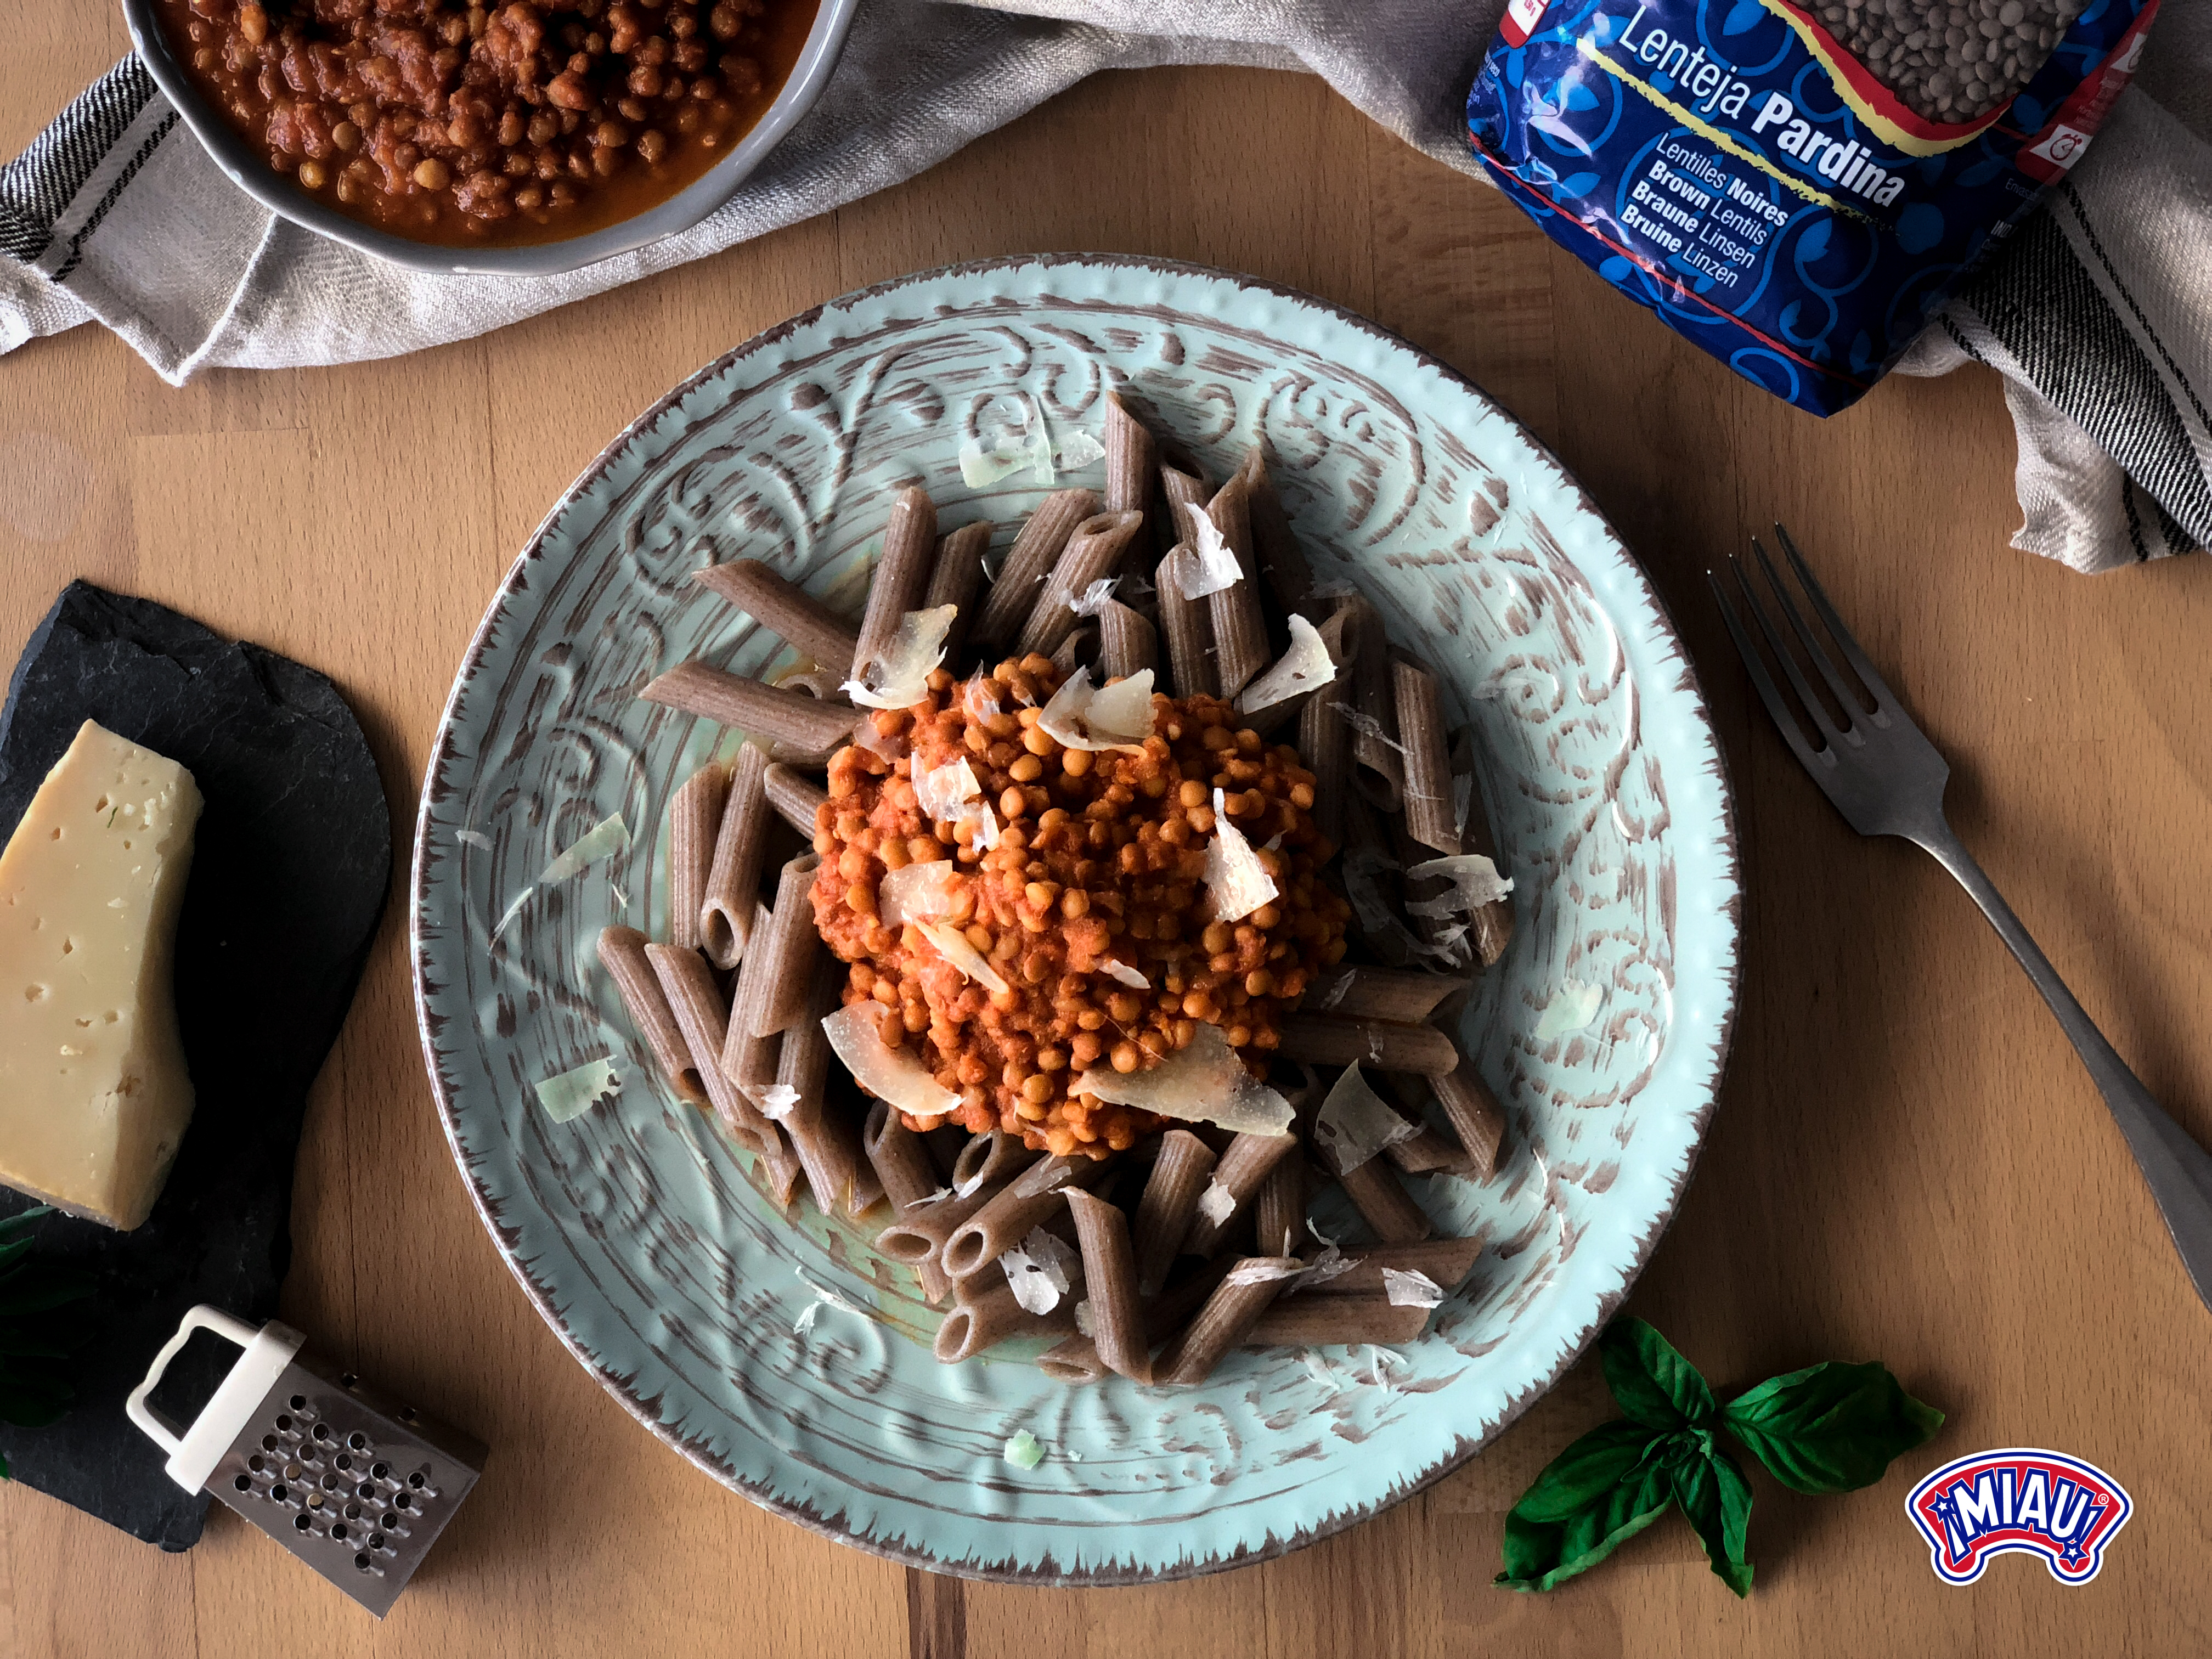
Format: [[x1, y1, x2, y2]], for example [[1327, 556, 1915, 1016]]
[[1068, 576, 1120, 617], [909, 1186, 955, 1208], [853, 716, 904, 762], [1383, 1267, 1446, 1310], [1366, 1345, 1407, 1389], [1037, 667, 1156, 752], [1340, 847, 1401, 936], [535, 1056, 621, 1123], [756, 1082, 801, 1121], [820, 1002, 961, 1117], [1073, 1022, 1291, 1135], [1334, 703, 1409, 754], [962, 674, 1002, 724], [959, 435, 1030, 488], [1300, 1245, 1356, 1290], [1056, 429, 1107, 469], [1312, 1062, 1421, 1175], [1300, 1350, 1341, 1391], [539, 813, 629, 883], [1202, 787, 1278, 924], [1028, 424, 1057, 484], [1406, 853, 1515, 917], [915, 918, 1012, 995], [455, 828, 492, 850], [490, 886, 534, 940], [793, 1269, 866, 1338], [1000, 1226, 1077, 1314], [1225, 1259, 1304, 1288], [879, 858, 963, 927], [1073, 1298, 1097, 1337], [1004, 1429, 1046, 1470], [843, 604, 956, 709], [913, 755, 984, 823], [1099, 958, 1150, 990], [963, 802, 1002, 852], [1235, 613, 1338, 713], [1163, 505, 1243, 600], [1535, 978, 1602, 1040], [1196, 1180, 1236, 1226]]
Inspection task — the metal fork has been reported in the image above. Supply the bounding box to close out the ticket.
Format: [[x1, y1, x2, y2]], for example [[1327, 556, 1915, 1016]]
[[1711, 525, 2212, 1317]]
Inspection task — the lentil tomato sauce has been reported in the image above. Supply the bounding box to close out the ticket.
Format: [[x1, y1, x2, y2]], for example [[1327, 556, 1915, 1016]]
[[152, 0, 818, 247], [811, 654, 1353, 1159]]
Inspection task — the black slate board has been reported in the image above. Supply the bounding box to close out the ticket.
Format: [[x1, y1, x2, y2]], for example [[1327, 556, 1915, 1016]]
[[0, 583, 391, 1549]]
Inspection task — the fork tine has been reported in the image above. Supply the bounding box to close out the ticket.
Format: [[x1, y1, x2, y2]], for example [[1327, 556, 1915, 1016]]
[[1726, 550, 1843, 746], [1771, 522, 1905, 715], [1706, 569, 1830, 777], [1748, 533, 1866, 726]]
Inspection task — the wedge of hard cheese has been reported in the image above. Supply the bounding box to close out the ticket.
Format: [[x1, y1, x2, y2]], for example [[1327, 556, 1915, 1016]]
[[0, 720, 202, 1229]]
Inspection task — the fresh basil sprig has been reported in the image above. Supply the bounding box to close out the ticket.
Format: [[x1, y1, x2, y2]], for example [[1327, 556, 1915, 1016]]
[[1497, 1318, 1941, 1597], [0, 1207, 95, 1480]]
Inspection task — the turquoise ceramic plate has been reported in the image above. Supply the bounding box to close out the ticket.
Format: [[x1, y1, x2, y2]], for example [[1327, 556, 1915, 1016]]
[[411, 255, 1740, 1583]]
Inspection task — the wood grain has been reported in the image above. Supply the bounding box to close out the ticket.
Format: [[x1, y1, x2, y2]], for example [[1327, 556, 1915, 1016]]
[[3, 49, 2210, 1659]]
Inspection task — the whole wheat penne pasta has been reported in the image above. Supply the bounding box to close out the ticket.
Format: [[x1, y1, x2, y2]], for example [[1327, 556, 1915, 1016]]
[[761, 764, 827, 838], [1385, 812, 1459, 958], [1095, 601, 1156, 680], [1447, 726, 1516, 967], [1340, 794, 1415, 969], [1132, 1128, 1218, 1296], [691, 560, 861, 672], [1245, 453, 1316, 619], [1276, 1013, 1459, 1077], [665, 760, 727, 954], [1035, 1336, 1110, 1385], [1158, 462, 1211, 561], [1243, 1295, 1432, 1348], [1302, 1236, 1485, 1298], [1434, 1057, 1508, 1178], [1301, 965, 1471, 1022], [924, 521, 993, 668], [1340, 598, 1406, 813], [775, 952, 883, 1218], [974, 488, 1098, 648], [1180, 1132, 1300, 1259], [641, 942, 786, 1163], [1049, 624, 1097, 677], [953, 1130, 1042, 1194], [719, 901, 780, 1092], [1250, 1153, 1308, 1259], [923, 1125, 969, 1182], [746, 853, 825, 1037], [1037, 1248, 1235, 1384], [1019, 509, 1144, 657], [1393, 656, 1460, 856], [1245, 601, 1352, 746], [875, 1179, 1006, 1264], [940, 1154, 1109, 1279], [1197, 475, 1268, 698], [597, 926, 708, 1104], [1386, 1124, 1476, 1176], [776, 667, 850, 704], [1154, 551, 1217, 699], [1289, 608, 1355, 843], [640, 663, 856, 762], [1155, 1256, 1302, 1385], [850, 486, 939, 680], [1338, 1155, 1434, 1243], [698, 742, 770, 969], [864, 1101, 953, 1303], [1103, 392, 1155, 518], [1063, 1189, 1150, 1383], [933, 1280, 1079, 1363]]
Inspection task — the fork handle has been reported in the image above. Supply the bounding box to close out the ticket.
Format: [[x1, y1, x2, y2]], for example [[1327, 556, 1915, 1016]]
[[1920, 826, 2212, 1316]]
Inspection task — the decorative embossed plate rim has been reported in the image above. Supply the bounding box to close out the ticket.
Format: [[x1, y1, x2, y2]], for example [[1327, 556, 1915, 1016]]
[[411, 254, 1741, 1585]]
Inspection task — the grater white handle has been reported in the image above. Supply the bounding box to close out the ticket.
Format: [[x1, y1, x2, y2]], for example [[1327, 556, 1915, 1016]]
[[125, 1305, 307, 1494]]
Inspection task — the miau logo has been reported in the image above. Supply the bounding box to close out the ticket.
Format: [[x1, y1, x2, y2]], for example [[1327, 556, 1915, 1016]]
[[1905, 1449, 2132, 1586]]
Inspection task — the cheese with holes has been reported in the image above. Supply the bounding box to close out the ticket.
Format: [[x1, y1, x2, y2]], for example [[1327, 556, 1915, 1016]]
[[0, 720, 201, 1229]]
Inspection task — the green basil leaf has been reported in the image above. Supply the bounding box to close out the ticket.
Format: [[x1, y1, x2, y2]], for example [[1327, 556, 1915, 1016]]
[[1599, 1316, 1717, 1430], [1722, 1360, 1944, 1496], [1503, 1419, 1664, 1527], [1497, 1429, 1678, 1593], [1672, 1441, 1756, 1597]]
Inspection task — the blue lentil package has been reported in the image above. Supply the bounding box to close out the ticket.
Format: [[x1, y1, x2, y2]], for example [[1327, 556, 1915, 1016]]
[[1466, 0, 2159, 414]]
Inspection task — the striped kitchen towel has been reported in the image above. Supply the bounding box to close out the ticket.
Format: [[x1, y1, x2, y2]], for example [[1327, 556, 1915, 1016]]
[[1, 0, 2206, 573]]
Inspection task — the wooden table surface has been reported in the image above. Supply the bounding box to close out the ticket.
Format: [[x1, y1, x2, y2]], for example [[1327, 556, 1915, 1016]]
[[5, 21, 2211, 1658]]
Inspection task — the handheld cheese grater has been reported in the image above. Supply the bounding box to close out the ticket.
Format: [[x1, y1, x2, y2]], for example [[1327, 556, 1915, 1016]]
[[126, 1306, 487, 1617]]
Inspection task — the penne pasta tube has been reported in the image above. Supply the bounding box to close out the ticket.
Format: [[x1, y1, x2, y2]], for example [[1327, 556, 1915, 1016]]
[[1036, 1251, 1235, 1385], [746, 853, 825, 1037], [851, 486, 939, 679], [1155, 1256, 1302, 1385], [690, 560, 861, 673], [1300, 1236, 1485, 1299], [1250, 1153, 1308, 1259], [1449, 725, 1516, 967], [1338, 1155, 1434, 1243], [1243, 1295, 1431, 1348], [1245, 452, 1316, 619], [1132, 1128, 1218, 1296], [1275, 1014, 1460, 1077], [863, 1101, 953, 1304], [665, 760, 727, 955], [1387, 812, 1459, 958], [699, 741, 770, 969], [954, 1129, 1043, 1194], [640, 663, 857, 762], [1199, 472, 1269, 698], [1301, 964, 1471, 1023], [1158, 464, 1212, 563], [1049, 624, 1097, 677], [923, 1125, 969, 1182], [775, 951, 884, 1218], [1035, 1335, 1109, 1386], [1019, 509, 1144, 657], [1103, 392, 1155, 519], [940, 1154, 1110, 1280], [775, 667, 850, 704], [1433, 1057, 1508, 1179], [1063, 1189, 1151, 1384], [1153, 550, 1217, 700], [1180, 1132, 1300, 1259], [1385, 1123, 1476, 1176], [974, 488, 1099, 648], [1293, 607, 1355, 844], [924, 521, 993, 669], [761, 764, 827, 838], [597, 926, 708, 1104], [933, 1279, 1079, 1363], [1096, 600, 1156, 680], [719, 901, 780, 1094], [1393, 656, 1461, 856], [874, 1179, 1006, 1264], [1341, 598, 1406, 813], [642, 943, 805, 1201]]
